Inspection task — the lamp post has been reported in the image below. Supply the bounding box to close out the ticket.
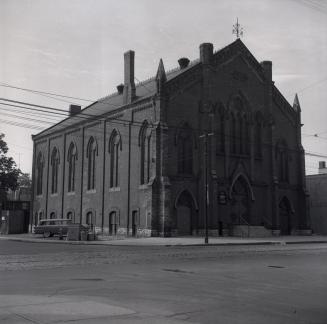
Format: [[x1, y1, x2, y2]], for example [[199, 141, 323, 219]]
[[200, 132, 214, 244]]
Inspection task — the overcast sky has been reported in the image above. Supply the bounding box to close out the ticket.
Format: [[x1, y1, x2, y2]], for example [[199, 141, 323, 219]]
[[1, 0, 327, 175]]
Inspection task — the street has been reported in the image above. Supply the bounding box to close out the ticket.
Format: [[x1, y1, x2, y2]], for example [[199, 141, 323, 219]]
[[0, 241, 327, 323]]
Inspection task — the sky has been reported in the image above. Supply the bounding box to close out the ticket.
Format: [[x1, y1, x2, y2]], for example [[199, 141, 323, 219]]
[[1, 0, 327, 175]]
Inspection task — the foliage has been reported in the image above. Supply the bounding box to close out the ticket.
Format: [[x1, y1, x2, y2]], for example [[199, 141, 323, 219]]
[[0, 133, 21, 196]]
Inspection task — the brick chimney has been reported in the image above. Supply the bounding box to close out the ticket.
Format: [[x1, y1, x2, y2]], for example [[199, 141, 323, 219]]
[[123, 50, 136, 104], [199, 43, 213, 64], [69, 104, 81, 116]]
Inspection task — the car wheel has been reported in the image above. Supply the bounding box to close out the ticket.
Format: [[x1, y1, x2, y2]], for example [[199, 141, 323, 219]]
[[43, 231, 51, 238]]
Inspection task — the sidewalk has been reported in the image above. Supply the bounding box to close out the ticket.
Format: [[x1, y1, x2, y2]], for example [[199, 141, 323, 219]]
[[1, 233, 327, 246]]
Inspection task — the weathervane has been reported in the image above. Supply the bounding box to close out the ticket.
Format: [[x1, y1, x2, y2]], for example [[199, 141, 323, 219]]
[[232, 18, 243, 39]]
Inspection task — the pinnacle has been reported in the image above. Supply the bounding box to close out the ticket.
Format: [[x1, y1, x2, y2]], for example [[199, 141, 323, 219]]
[[156, 58, 167, 82], [293, 93, 301, 112]]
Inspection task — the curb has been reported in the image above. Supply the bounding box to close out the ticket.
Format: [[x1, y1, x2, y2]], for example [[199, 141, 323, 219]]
[[1, 236, 327, 247]]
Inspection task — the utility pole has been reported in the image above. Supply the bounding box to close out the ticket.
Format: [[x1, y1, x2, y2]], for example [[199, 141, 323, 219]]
[[200, 132, 214, 244]]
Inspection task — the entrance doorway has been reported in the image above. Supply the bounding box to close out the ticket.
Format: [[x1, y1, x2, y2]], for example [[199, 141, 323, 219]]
[[231, 176, 251, 225], [176, 190, 194, 235], [279, 197, 292, 235]]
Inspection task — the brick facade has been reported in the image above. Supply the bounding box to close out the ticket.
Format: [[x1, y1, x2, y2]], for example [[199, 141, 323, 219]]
[[31, 39, 310, 237]]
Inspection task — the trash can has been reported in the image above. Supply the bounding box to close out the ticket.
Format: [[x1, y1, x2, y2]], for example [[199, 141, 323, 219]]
[[80, 230, 87, 241]]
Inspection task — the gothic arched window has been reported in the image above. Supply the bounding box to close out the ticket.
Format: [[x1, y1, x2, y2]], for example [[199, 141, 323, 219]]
[[67, 142, 77, 192], [109, 130, 121, 188], [177, 124, 193, 175], [86, 137, 97, 190], [276, 140, 289, 183], [36, 152, 44, 195], [139, 121, 152, 184], [217, 110, 225, 153], [230, 113, 237, 154], [254, 113, 263, 158], [51, 147, 60, 194]]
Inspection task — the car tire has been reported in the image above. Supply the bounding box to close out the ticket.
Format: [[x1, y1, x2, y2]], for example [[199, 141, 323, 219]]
[[43, 231, 51, 238]]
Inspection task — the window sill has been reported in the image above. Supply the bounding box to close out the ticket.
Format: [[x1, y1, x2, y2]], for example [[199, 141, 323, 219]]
[[50, 193, 58, 197], [109, 187, 120, 192], [86, 189, 96, 194], [67, 191, 76, 196]]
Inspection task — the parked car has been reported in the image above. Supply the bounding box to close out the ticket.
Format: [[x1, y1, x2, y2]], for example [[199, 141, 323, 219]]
[[34, 218, 73, 238]]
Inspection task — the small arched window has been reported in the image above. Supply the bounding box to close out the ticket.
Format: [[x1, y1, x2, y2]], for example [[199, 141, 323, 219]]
[[36, 152, 44, 195], [86, 211, 93, 227], [86, 137, 98, 190], [67, 142, 77, 192], [51, 147, 60, 194], [109, 211, 117, 235], [139, 121, 152, 184], [109, 130, 121, 188], [67, 211, 74, 222]]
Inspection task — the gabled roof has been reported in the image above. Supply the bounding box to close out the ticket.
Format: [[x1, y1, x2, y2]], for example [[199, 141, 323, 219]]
[[33, 39, 294, 139]]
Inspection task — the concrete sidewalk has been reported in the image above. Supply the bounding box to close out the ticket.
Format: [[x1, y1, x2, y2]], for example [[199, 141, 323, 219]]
[[1, 233, 327, 246]]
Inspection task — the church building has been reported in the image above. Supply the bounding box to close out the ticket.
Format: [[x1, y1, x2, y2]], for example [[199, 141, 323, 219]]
[[31, 39, 311, 237]]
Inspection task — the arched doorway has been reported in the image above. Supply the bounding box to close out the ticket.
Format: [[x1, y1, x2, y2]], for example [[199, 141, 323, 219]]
[[230, 176, 251, 225], [279, 197, 292, 235], [176, 190, 194, 235]]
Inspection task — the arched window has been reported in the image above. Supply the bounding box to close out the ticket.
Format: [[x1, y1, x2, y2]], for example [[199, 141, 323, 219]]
[[67, 211, 74, 222], [86, 211, 93, 227], [51, 147, 60, 194], [276, 140, 289, 183], [38, 211, 43, 224], [230, 114, 236, 154], [86, 137, 97, 190], [217, 111, 225, 153], [67, 142, 77, 192], [177, 123, 193, 175], [109, 211, 117, 235], [139, 121, 152, 184], [254, 113, 263, 158], [36, 152, 44, 195], [109, 130, 121, 188], [50, 212, 56, 225]]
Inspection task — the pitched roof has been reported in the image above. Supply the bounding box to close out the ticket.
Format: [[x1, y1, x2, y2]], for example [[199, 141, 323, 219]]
[[33, 39, 293, 139]]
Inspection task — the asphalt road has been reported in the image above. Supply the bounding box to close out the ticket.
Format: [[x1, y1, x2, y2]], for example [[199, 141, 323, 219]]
[[0, 241, 326, 323]]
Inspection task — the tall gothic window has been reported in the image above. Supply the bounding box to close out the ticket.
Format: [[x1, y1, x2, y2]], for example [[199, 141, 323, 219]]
[[177, 123, 193, 174], [230, 96, 251, 156], [230, 113, 236, 154], [86, 137, 97, 190], [51, 147, 60, 194], [67, 142, 77, 192], [36, 152, 44, 195], [217, 112, 225, 153], [254, 114, 262, 158], [276, 140, 289, 183], [109, 130, 121, 188], [139, 121, 151, 184]]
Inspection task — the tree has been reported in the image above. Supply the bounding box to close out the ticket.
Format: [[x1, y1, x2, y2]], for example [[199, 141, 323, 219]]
[[0, 134, 21, 201]]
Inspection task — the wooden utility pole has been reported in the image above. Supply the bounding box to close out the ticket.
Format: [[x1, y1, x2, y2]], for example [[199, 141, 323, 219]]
[[200, 132, 214, 244]]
